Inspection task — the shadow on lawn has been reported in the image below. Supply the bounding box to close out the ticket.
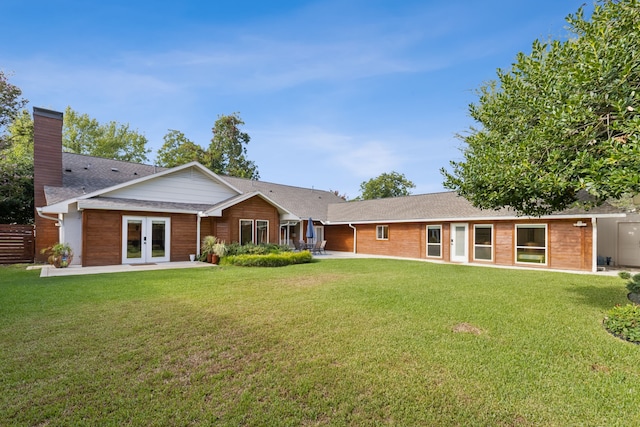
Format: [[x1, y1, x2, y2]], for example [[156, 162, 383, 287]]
[[565, 284, 627, 310]]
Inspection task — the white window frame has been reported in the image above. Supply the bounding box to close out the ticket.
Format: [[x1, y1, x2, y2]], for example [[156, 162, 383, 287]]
[[240, 219, 254, 245], [376, 225, 389, 240], [473, 224, 494, 262], [426, 225, 442, 258], [515, 224, 548, 265]]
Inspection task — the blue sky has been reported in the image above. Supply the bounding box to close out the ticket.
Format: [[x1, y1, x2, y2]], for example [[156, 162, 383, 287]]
[[3, 0, 592, 199]]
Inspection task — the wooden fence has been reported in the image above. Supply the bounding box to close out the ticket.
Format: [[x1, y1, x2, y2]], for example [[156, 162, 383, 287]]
[[0, 224, 35, 264]]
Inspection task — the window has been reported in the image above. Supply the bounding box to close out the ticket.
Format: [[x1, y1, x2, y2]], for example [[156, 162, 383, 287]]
[[427, 225, 442, 258], [240, 220, 253, 245], [473, 225, 493, 261], [256, 220, 269, 245], [376, 225, 389, 240], [515, 224, 547, 264]]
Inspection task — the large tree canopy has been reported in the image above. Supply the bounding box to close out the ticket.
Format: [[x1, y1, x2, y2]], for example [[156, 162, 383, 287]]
[[442, 0, 640, 216], [156, 113, 260, 179], [0, 70, 27, 136], [63, 106, 150, 163], [359, 171, 415, 200], [155, 130, 206, 168], [0, 71, 30, 223], [207, 113, 259, 179]]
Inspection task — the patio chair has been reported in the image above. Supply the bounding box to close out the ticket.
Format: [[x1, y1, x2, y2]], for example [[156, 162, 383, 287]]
[[313, 240, 327, 255]]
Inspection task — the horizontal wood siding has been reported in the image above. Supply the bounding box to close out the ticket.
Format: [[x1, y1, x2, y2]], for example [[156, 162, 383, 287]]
[[199, 196, 279, 245], [325, 224, 353, 252], [83, 210, 122, 266], [33, 110, 64, 262], [170, 214, 197, 261], [493, 222, 514, 265], [549, 219, 592, 270], [356, 223, 424, 258], [0, 224, 35, 264], [347, 218, 594, 271], [83, 210, 198, 266]]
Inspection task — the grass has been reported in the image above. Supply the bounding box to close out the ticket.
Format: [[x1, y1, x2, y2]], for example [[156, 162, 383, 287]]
[[1, 259, 638, 426]]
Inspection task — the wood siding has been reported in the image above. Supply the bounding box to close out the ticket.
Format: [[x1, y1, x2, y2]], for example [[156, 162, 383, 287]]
[[346, 218, 594, 271], [33, 108, 64, 262], [325, 224, 354, 252], [82, 210, 198, 266], [200, 196, 279, 245], [0, 224, 35, 264]]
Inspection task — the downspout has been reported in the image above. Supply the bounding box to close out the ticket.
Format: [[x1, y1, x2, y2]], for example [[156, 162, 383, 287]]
[[197, 212, 203, 255], [349, 223, 357, 254], [592, 217, 598, 273]]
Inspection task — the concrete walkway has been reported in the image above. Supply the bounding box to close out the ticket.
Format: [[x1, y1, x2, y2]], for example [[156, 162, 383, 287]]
[[31, 250, 626, 277], [37, 261, 216, 277]]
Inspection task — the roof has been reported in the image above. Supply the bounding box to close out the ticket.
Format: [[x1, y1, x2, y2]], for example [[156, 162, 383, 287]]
[[326, 191, 625, 224], [49, 153, 625, 223], [48, 153, 344, 220], [45, 153, 168, 204], [222, 176, 346, 222]]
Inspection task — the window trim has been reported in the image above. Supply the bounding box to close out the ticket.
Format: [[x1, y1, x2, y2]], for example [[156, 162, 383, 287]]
[[515, 224, 548, 265], [256, 220, 269, 245], [376, 225, 389, 240], [240, 219, 254, 245], [473, 224, 494, 262], [426, 224, 442, 259]]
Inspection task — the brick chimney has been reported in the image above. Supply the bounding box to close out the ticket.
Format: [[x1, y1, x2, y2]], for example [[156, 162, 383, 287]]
[[33, 107, 64, 262]]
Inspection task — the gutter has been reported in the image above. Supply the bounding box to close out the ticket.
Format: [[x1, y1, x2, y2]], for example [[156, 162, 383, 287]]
[[36, 207, 62, 225], [36, 207, 64, 242]]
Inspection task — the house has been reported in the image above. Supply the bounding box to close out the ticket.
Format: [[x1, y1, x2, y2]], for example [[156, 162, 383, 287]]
[[33, 107, 640, 272], [33, 107, 344, 266]]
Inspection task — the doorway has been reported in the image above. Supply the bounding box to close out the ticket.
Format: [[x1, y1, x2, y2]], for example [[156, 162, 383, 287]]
[[450, 223, 468, 263], [122, 216, 171, 264]]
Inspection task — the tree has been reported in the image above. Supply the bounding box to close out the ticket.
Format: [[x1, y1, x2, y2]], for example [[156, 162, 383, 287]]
[[63, 106, 150, 163], [441, 0, 640, 216], [207, 113, 259, 179], [0, 70, 27, 137], [0, 71, 31, 223], [156, 130, 206, 167], [0, 110, 34, 223], [359, 171, 415, 200]]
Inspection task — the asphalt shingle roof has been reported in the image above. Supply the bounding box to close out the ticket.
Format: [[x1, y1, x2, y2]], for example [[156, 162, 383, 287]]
[[49, 153, 624, 223], [221, 176, 346, 221], [326, 191, 624, 223]]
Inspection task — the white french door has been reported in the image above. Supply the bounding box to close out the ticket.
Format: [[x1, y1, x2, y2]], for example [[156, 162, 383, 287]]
[[450, 223, 468, 263], [122, 216, 171, 264]]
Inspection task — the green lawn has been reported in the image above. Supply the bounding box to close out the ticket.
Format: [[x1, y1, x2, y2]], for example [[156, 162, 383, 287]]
[[1, 260, 638, 426]]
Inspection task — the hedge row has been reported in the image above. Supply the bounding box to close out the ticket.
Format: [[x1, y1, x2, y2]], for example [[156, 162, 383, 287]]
[[221, 251, 313, 267]]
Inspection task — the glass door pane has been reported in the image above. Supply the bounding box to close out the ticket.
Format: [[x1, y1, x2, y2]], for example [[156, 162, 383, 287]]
[[151, 220, 166, 258], [126, 219, 143, 260], [455, 226, 466, 257]]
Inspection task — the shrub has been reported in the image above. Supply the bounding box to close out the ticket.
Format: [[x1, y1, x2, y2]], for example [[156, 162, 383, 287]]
[[222, 251, 312, 267], [618, 271, 632, 280], [604, 304, 640, 344], [225, 243, 292, 256], [625, 274, 640, 294]]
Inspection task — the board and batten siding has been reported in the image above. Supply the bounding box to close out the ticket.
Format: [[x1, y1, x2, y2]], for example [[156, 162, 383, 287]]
[[101, 167, 237, 205]]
